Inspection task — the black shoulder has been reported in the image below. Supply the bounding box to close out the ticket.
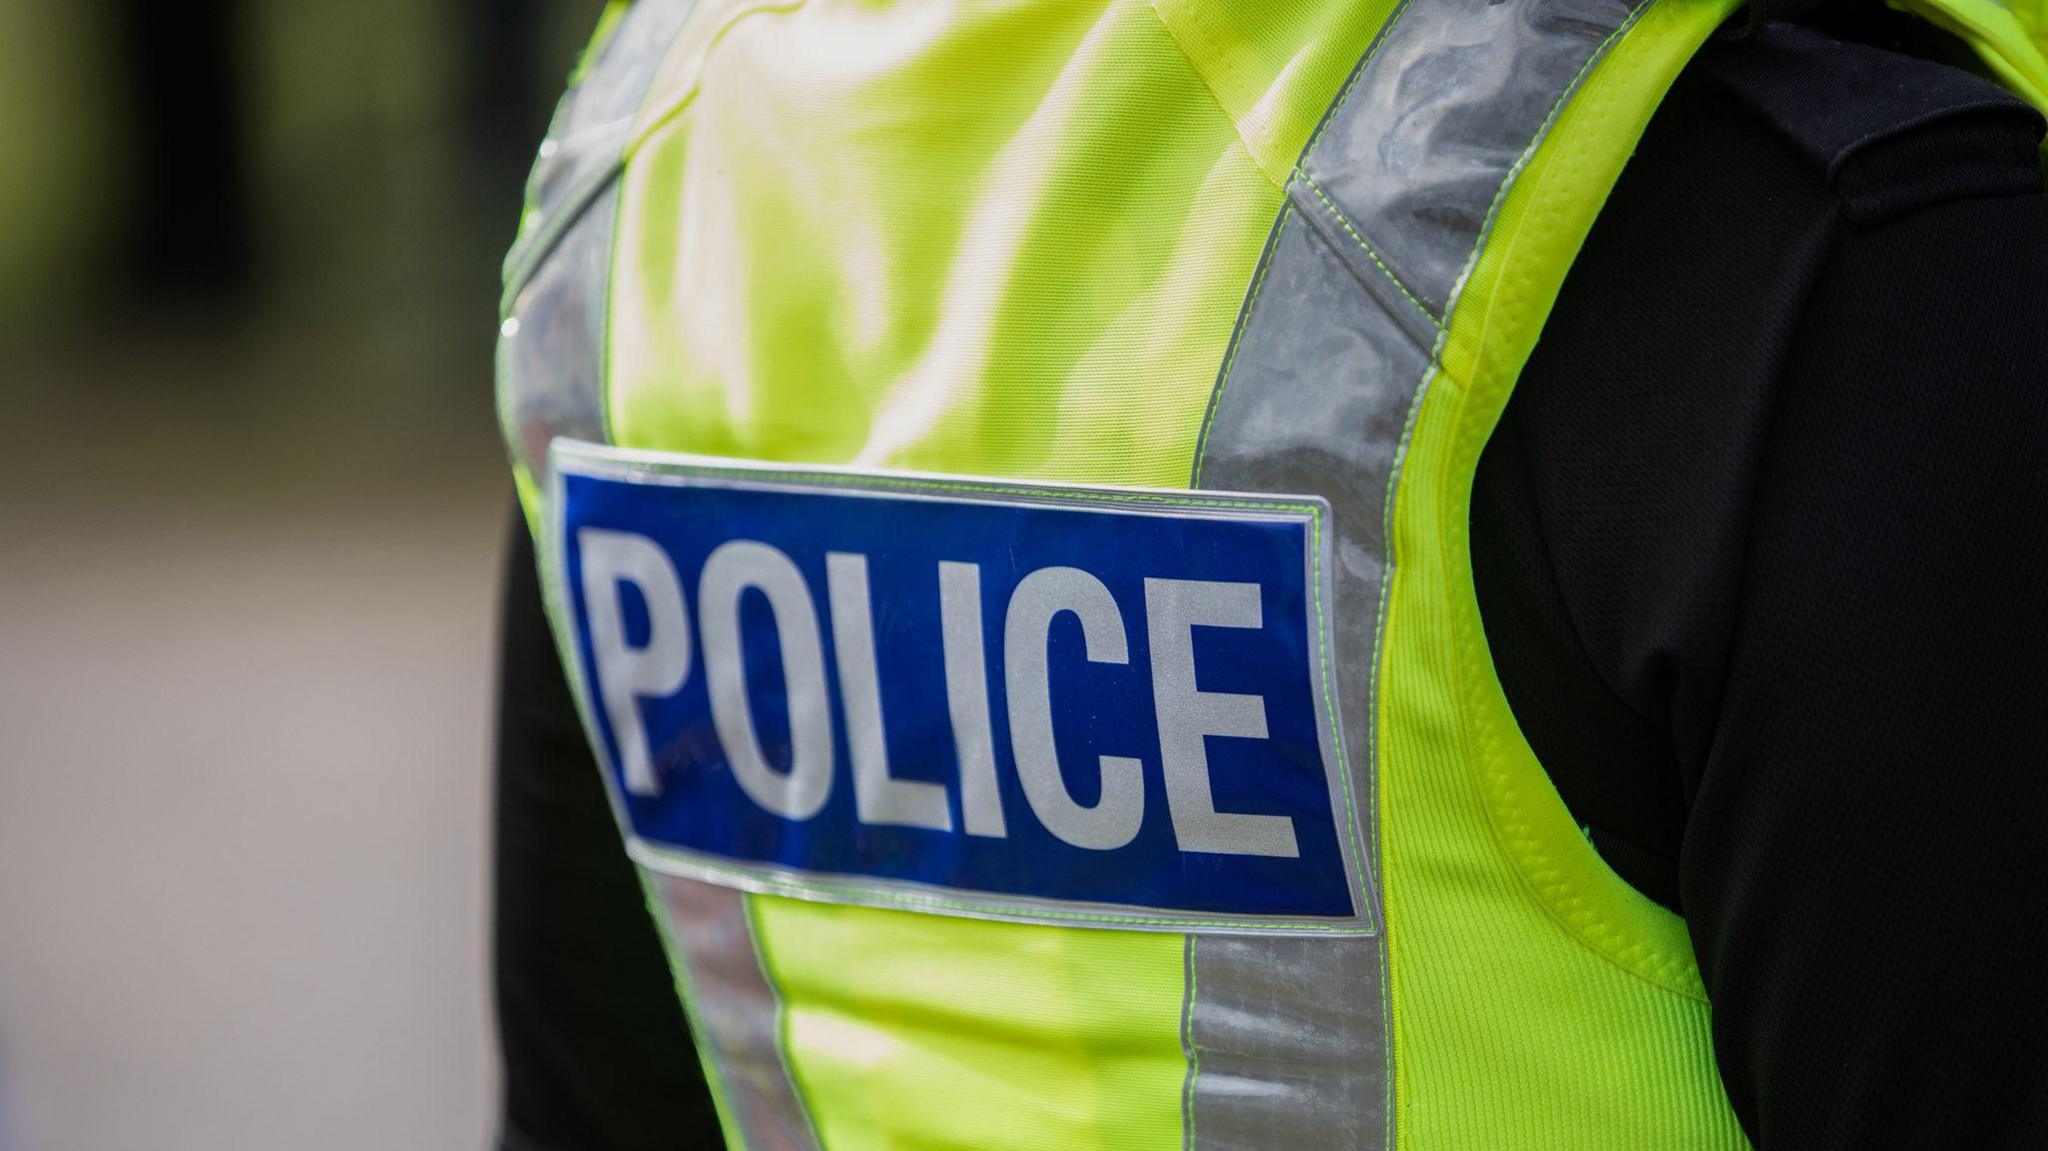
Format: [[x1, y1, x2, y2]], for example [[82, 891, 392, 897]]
[[1692, 24, 2045, 224]]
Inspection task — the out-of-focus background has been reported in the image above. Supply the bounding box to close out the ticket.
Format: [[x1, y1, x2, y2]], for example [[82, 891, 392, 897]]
[[0, 2, 601, 1146]]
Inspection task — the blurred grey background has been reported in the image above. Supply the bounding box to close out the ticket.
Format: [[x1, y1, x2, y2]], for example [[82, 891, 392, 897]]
[[0, 2, 601, 1146]]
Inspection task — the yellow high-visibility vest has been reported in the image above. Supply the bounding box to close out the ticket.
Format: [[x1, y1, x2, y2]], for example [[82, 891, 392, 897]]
[[496, 0, 2048, 1145]]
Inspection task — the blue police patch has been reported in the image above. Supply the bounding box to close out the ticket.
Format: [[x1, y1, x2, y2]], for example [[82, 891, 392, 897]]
[[547, 443, 1372, 933]]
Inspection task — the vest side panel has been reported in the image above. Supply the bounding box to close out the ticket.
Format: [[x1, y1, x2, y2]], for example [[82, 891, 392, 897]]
[[1381, 0, 1751, 1144]]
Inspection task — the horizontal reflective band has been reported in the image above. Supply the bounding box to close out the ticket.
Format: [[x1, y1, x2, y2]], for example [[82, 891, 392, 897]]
[[547, 441, 1373, 934]]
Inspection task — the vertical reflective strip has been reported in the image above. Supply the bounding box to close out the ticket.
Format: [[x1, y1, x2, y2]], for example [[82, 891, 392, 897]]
[[1297, 0, 1642, 317], [1184, 935, 1388, 1150], [503, 5, 821, 1143], [651, 875, 822, 1151], [499, 0, 700, 506], [508, 0, 700, 283], [1186, 0, 1645, 1146], [1186, 207, 1403, 1151], [500, 181, 619, 512]]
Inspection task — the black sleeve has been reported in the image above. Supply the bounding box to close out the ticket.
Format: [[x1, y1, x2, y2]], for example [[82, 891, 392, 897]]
[[1681, 189, 2048, 1148], [1472, 24, 2048, 1149], [494, 513, 723, 1151]]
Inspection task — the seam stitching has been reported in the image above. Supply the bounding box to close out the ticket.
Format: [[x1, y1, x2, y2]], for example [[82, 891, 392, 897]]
[[742, 895, 830, 1147], [1180, 933, 1201, 1151], [1297, 175, 1445, 327], [634, 842, 1368, 931], [1191, 203, 1293, 486], [623, 0, 814, 163], [1144, 0, 1292, 192], [582, 462, 1325, 515], [1424, 0, 1719, 1001]]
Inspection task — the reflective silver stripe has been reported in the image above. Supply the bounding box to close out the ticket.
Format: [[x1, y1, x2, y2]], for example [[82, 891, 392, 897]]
[[504, 0, 698, 293], [652, 875, 821, 1151], [1187, 206, 1404, 1151], [500, 7, 824, 1146], [498, 0, 698, 495], [1300, 0, 1642, 318], [500, 181, 619, 495], [1183, 933, 1387, 1150], [1186, 0, 1646, 1146]]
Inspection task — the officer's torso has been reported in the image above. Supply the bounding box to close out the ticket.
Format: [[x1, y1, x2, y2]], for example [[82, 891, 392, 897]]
[[489, 0, 1869, 1144]]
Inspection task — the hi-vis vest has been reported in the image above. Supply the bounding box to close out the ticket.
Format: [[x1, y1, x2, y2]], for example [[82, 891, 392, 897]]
[[497, 0, 2048, 1145]]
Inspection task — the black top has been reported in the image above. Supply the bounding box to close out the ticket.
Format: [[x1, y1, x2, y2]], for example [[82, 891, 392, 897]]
[[493, 20, 2048, 1151], [1473, 21, 2048, 1149]]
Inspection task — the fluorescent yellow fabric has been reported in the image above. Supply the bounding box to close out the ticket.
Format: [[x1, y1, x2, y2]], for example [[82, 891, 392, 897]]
[[603, 3, 1400, 1144], [750, 900, 1186, 1151], [1148, 0, 1403, 186], [570, 0, 1941, 1144], [572, 0, 635, 85], [1898, 0, 2048, 118], [608, 0, 1331, 485]]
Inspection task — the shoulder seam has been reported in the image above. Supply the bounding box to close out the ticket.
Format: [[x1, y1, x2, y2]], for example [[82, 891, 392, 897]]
[[1824, 98, 2047, 180]]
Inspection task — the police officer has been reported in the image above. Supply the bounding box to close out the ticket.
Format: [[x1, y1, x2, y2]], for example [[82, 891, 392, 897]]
[[492, 0, 2048, 1146]]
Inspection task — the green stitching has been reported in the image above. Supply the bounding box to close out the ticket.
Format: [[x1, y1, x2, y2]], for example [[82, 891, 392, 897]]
[[1307, 508, 1378, 915], [567, 452, 1325, 518], [1423, 0, 1723, 1002], [1356, 0, 1662, 919], [1390, 0, 1657, 890], [1187, 0, 1438, 499], [1181, 932, 1202, 1151], [1191, 202, 1291, 487], [1183, 0, 1447, 961], [1174, 21, 1406, 923], [502, 165, 620, 318], [1299, 0, 1421, 162], [633, 842, 1372, 934], [1452, 0, 1654, 320], [1297, 175, 1444, 328], [1168, 0, 1425, 487]]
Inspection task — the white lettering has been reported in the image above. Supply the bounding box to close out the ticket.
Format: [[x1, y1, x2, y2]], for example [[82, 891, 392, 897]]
[[1145, 578, 1299, 858], [1002, 566, 1143, 851], [939, 561, 1007, 837], [827, 552, 953, 831], [699, 540, 833, 820], [578, 528, 691, 797]]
